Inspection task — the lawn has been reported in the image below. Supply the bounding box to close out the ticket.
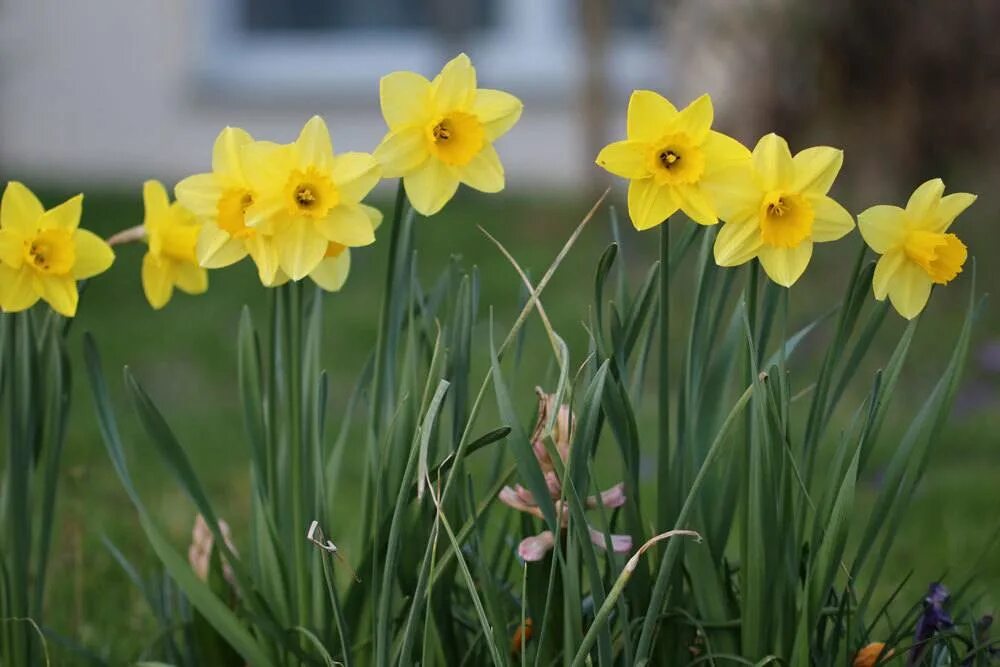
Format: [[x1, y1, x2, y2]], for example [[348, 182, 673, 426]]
[[28, 184, 1000, 663]]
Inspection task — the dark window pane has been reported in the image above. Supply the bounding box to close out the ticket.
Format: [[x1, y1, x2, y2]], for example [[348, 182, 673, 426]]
[[612, 0, 657, 29], [241, 0, 497, 32]]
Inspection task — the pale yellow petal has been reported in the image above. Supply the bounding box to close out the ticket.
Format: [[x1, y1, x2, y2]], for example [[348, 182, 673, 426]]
[[317, 204, 377, 246], [403, 159, 460, 216], [458, 144, 504, 193], [858, 204, 906, 253], [627, 179, 679, 231], [0, 262, 14, 309], [309, 249, 351, 292], [274, 219, 327, 280], [887, 260, 933, 319], [905, 178, 944, 222], [380, 70, 433, 130], [0, 229, 26, 268], [596, 141, 648, 179], [71, 228, 115, 279], [675, 184, 717, 225], [174, 262, 208, 295], [295, 116, 334, 171], [670, 93, 713, 142], [791, 146, 843, 195], [241, 141, 293, 193], [472, 88, 522, 141], [701, 131, 752, 174], [39, 194, 83, 231], [361, 203, 383, 231], [752, 133, 794, 191], [1, 182, 44, 232], [626, 90, 676, 142], [246, 234, 280, 285], [928, 192, 976, 233], [809, 196, 855, 242], [700, 164, 760, 224], [331, 152, 381, 202], [267, 270, 291, 288], [143, 180, 171, 230], [757, 241, 813, 287], [197, 221, 247, 268], [374, 127, 429, 178], [714, 220, 762, 267], [2, 266, 39, 312], [872, 249, 905, 300], [432, 53, 476, 110], [212, 126, 254, 178], [142, 253, 174, 310], [40, 275, 78, 317], [174, 173, 222, 219]]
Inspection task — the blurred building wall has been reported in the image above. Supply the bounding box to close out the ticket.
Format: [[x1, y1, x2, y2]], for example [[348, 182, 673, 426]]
[[0, 0, 668, 191]]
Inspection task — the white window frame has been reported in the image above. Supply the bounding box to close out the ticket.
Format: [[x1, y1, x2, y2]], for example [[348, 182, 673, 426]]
[[193, 0, 665, 102]]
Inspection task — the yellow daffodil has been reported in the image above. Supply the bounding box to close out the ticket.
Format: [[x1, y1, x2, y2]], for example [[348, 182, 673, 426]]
[[175, 127, 279, 283], [858, 178, 975, 319], [241, 116, 381, 283], [0, 182, 113, 317], [595, 91, 750, 230], [141, 180, 208, 310], [710, 133, 855, 286], [374, 53, 523, 216]]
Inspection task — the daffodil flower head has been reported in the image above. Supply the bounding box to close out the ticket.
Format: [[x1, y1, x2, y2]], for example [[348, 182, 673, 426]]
[[858, 178, 975, 319], [0, 182, 113, 317], [141, 180, 208, 310], [710, 133, 855, 287], [240, 116, 381, 283], [175, 127, 263, 271], [595, 91, 751, 230], [374, 53, 523, 216]]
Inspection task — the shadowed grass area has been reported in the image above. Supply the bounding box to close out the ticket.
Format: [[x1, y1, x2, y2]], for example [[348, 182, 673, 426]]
[[28, 185, 1000, 662]]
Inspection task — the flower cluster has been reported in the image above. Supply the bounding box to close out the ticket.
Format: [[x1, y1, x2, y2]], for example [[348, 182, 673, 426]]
[[498, 389, 632, 562], [597, 91, 977, 319]]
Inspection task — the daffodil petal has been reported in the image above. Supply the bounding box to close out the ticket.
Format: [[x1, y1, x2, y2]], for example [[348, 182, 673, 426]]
[[810, 195, 854, 242], [331, 151, 381, 202], [1, 182, 45, 232], [0, 229, 25, 268], [714, 221, 762, 266], [404, 159, 460, 216], [361, 203, 383, 231], [71, 228, 115, 279], [143, 180, 171, 229], [858, 204, 906, 253], [627, 179, 678, 231], [626, 90, 676, 142], [295, 116, 334, 171], [791, 146, 843, 195], [246, 234, 280, 285], [2, 266, 39, 312], [459, 144, 504, 193], [310, 249, 351, 292], [929, 192, 976, 233], [905, 178, 944, 222], [174, 262, 208, 295], [872, 249, 905, 301], [675, 184, 717, 225], [39, 276, 78, 317], [472, 88, 522, 141], [212, 126, 254, 177], [197, 222, 248, 269], [142, 253, 174, 310], [595, 140, 648, 179], [274, 219, 327, 280], [432, 53, 476, 110], [39, 194, 83, 231], [887, 260, 933, 319], [317, 204, 377, 247], [670, 93, 713, 142], [374, 127, 429, 178], [757, 241, 812, 287], [380, 70, 433, 130], [701, 131, 752, 173], [753, 133, 794, 191], [174, 173, 221, 219], [701, 164, 759, 224], [241, 141, 292, 192]]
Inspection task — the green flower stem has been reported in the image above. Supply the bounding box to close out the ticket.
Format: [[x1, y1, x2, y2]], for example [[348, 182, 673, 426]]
[[657, 221, 672, 531], [287, 281, 308, 632]]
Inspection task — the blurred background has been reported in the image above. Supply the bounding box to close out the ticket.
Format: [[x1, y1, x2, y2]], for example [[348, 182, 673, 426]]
[[1, 0, 998, 661]]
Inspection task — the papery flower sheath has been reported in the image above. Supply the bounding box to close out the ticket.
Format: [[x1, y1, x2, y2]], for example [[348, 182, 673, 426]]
[[596, 91, 750, 230], [374, 53, 522, 216], [0, 182, 113, 316], [710, 133, 855, 287], [858, 179, 975, 319]]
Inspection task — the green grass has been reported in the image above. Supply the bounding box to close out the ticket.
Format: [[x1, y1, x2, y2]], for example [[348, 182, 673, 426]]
[[26, 185, 1000, 662]]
